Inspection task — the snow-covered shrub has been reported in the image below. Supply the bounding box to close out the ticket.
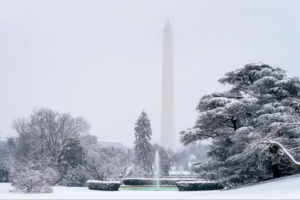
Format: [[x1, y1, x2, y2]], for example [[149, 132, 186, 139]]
[[122, 178, 197, 186], [122, 178, 152, 185], [86, 180, 120, 191], [10, 169, 53, 193], [176, 181, 223, 191], [159, 179, 197, 186], [43, 167, 60, 186], [60, 165, 89, 187], [0, 163, 10, 182]]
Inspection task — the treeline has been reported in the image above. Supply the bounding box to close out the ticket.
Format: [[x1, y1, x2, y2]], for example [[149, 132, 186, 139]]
[[0, 108, 136, 187], [0, 108, 208, 188]]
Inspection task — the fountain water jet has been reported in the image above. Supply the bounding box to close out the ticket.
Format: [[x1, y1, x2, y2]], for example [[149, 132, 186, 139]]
[[154, 151, 160, 191], [118, 150, 178, 191]]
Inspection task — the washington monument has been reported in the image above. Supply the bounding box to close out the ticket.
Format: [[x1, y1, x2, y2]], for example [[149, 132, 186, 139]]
[[161, 19, 175, 151]]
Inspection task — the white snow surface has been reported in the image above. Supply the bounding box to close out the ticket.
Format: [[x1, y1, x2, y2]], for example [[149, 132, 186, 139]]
[[2, 176, 300, 199]]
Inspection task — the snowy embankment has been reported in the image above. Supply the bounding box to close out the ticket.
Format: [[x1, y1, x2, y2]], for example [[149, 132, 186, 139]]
[[2, 175, 300, 199]]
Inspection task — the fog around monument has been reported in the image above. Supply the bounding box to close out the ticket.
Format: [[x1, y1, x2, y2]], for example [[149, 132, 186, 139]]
[[0, 0, 300, 148]]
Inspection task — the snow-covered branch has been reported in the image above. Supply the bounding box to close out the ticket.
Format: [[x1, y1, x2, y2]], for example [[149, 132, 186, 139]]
[[259, 140, 300, 167]]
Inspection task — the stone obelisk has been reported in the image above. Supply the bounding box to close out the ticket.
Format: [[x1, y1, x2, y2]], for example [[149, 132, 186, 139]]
[[161, 19, 175, 151]]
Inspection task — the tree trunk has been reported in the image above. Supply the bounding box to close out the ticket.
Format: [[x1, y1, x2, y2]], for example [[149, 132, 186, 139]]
[[272, 164, 281, 178], [232, 120, 237, 131], [269, 145, 281, 178]]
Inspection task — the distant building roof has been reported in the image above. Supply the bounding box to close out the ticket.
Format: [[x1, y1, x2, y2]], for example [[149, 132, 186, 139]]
[[0, 137, 8, 141], [97, 138, 123, 148]]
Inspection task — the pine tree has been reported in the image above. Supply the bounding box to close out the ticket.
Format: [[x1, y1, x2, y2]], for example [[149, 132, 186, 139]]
[[57, 137, 87, 177], [134, 110, 153, 176], [181, 62, 300, 188]]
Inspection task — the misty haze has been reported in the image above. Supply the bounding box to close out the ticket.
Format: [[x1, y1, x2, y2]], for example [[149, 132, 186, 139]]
[[1, 0, 300, 199]]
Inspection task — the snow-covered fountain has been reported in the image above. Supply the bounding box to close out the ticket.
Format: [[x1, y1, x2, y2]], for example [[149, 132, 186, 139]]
[[119, 150, 179, 191]]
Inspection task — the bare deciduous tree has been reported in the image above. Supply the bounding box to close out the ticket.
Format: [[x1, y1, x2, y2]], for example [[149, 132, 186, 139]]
[[12, 108, 90, 169]]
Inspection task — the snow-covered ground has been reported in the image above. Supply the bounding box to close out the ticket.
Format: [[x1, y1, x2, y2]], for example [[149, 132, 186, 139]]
[[1, 175, 300, 199]]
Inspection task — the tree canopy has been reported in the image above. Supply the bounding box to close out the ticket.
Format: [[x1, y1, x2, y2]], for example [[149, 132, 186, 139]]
[[134, 110, 153, 176], [181, 62, 300, 187]]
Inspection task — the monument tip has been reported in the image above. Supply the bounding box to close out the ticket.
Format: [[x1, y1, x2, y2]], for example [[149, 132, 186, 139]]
[[164, 19, 172, 31]]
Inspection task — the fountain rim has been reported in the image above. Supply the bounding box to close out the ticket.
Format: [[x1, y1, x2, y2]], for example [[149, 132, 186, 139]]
[[120, 185, 176, 188], [119, 185, 179, 191]]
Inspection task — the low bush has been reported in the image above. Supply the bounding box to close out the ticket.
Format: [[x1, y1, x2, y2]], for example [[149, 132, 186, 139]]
[[10, 169, 53, 193], [176, 181, 223, 191], [122, 178, 197, 186], [60, 166, 89, 187], [86, 180, 120, 191]]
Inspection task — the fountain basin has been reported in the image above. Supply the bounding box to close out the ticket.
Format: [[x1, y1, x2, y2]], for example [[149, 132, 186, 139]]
[[122, 178, 197, 186], [119, 185, 178, 191]]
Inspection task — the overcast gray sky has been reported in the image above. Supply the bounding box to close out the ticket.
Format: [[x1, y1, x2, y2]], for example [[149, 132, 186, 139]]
[[0, 0, 299, 148]]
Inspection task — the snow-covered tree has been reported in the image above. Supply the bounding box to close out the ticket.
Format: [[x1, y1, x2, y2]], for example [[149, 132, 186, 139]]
[[79, 134, 98, 147], [58, 137, 87, 175], [180, 91, 257, 144], [86, 146, 121, 181], [78, 134, 135, 182], [57, 137, 87, 186], [119, 148, 135, 180], [0, 163, 10, 182], [134, 110, 153, 176], [181, 62, 300, 187], [0, 137, 17, 165], [10, 168, 53, 193], [13, 108, 90, 170]]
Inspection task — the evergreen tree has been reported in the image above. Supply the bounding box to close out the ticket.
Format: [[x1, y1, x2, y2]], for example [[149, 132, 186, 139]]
[[134, 110, 153, 176], [57, 137, 87, 176], [181, 63, 300, 188], [0, 163, 10, 182]]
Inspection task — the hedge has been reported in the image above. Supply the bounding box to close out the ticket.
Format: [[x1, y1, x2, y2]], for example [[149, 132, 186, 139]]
[[176, 181, 223, 191], [122, 178, 197, 186], [86, 180, 120, 191]]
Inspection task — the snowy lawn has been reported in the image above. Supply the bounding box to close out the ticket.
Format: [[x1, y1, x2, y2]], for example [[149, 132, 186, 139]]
[[2, 176, 300, 199]]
